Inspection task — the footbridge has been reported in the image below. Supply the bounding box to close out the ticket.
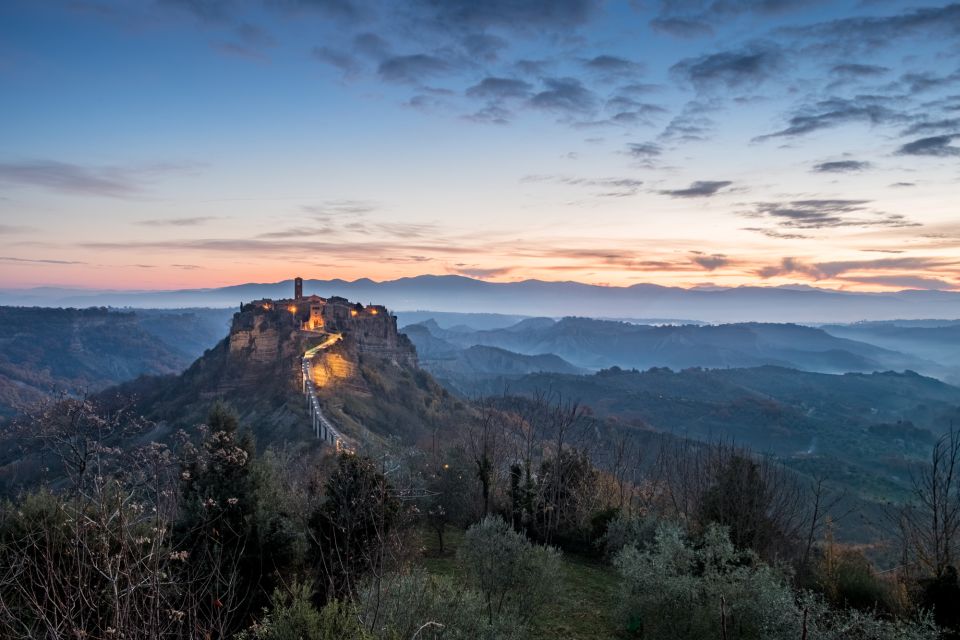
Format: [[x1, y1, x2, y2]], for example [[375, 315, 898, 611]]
[[301, 333, 355, 454]]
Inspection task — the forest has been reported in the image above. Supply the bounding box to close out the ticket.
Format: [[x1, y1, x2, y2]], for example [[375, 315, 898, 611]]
[[2, 392, 959, 640]]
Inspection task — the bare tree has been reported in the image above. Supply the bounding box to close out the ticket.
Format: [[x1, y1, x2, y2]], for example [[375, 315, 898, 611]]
[[898, 426, 960, 578]]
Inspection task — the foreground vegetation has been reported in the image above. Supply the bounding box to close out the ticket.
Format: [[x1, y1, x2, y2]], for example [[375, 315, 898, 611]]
[[2, 395, 960, 639]]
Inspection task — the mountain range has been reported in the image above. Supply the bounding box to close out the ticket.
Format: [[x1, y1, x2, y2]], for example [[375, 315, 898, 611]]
[[4, 275, 960, 323], [403, 316, 959, 385]]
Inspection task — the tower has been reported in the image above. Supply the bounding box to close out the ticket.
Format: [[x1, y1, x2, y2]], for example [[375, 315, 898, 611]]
[[294, 276, 303, 300]]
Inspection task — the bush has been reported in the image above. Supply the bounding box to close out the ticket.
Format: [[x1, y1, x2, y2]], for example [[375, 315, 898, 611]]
[[614, 523, 796, 639], [457, 515, 561, 624], [598, 510, 658, 559], [613, 523, 938, 640], [237, 585, 370, 640], [359, 569, 524, 640]]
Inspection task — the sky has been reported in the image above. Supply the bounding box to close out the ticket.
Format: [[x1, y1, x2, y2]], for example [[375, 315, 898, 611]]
[[0, 0, 958, 292]]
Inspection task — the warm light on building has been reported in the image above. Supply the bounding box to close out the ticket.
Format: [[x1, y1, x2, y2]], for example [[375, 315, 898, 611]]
[[369, 308, 378, 315], [287, 305, 297, 314], [350, 309, 358, 317]]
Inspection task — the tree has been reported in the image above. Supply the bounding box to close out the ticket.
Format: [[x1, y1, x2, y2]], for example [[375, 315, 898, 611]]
[[308, 453, 403, 604], [174, 402, 263, 637], [424, 447, 473, 554], [898, 427, 960, 579]]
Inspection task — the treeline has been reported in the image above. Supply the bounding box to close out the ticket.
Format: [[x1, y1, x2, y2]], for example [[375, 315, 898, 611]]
[[1, 394, 959, 639]]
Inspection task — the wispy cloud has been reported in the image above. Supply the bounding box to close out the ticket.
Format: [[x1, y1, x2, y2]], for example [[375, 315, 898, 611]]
[[742, 199, 918, 231], [659, 181, 732, 198], [0, 160, 202, 198], [0, 256, 85, 265], [137, 216, 219, 227], [812, 160, 871, 173], [897, 135, 960, 157]]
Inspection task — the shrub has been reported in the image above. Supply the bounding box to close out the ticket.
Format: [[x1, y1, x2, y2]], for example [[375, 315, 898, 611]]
[[613, 522, 938, 640], [359, 569, 524, 640], [457, 515, 561, 624], [598, 510, 658, 559], [237, 585, 370, 640], [614, 522, 796, 639]]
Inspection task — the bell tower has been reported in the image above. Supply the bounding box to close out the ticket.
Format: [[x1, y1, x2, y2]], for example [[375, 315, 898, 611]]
[[294, 276, 303, 300]]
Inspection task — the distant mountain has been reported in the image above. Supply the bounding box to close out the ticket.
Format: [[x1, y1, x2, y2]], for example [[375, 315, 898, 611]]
[[821, 321, 960, 384], [404, 316, 943, 378], [4, 275, 960, 323], [0, 307, 231, 417]]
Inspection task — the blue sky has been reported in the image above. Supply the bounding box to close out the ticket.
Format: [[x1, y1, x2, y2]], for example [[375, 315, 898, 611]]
[[0, 0, 958, 291]]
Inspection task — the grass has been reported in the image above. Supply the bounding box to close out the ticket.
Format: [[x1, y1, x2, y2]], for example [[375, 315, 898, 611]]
[[420, 526, 624, 640]]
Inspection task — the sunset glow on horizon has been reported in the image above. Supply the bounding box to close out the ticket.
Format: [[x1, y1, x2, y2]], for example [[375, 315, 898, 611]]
[[1, 1, 958, 293]]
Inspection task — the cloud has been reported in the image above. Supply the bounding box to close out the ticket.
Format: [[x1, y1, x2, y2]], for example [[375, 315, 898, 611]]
[[416, 0, 598, 30], [691, 253, 730, 270], [137, 216, 219, 227], [671, 43, 785, 90], [0, 224, 33, 234], [352, 32, 390, 59], [0, 160, 140, 198], [626, 142, 662, 158], [0, 256, 85, 265], [529, 77, 597, 114], [896, 134, 960, 157], [741, 228, 811, 240], [650, 16, 713, 38], [312, 46, 361, 75], [464, 104, 513, 124], [743, 199, 918, 230], [659, 180, 732, 198], [812, 160, 871, 173], [830, 63, 889, 78], [451, 266, 514, 278], [466, 77, 532, 99], [462, 34, 508, 62], [897, 70, 960, 94], [785, 4, 960, 51], [658, 99, 719, 142], [902, 118, 960, 137], [301, 200, 377, 219], [523, 174, 643, 197], [582, 55, 643, 79], [757, 95, 906, 139], [378, 54, 451, 84], [758, 256, 958, 284]]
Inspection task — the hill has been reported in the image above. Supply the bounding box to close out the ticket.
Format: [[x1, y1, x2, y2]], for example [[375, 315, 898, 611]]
[[822, 320, 960, 384], [453, 365, 960, 501], [0, 307, 230, 417], [404, 316, 942, 378], [100, 292, 472, 451]]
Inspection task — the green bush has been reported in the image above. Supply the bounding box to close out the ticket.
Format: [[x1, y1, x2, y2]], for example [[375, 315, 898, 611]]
[[613, 523, 938, 640], [359, 569, 524, 640], [237, 585, 370, 640], [457, 515, 562, 624], [614, 523, 796, 639]]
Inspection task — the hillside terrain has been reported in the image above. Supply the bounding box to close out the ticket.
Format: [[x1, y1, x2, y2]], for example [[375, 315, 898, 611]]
[[821, 320, 960, 384], [457, 365, 960, 502], [404, 316, 948, 380], [0, 307, 231, 417]]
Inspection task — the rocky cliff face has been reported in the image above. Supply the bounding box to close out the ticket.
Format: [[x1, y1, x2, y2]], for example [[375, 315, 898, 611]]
[[223, 297, 417, 394]]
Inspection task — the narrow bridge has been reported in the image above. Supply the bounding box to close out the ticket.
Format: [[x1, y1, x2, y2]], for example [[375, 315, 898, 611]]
[[301, 333, 355, 454]]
